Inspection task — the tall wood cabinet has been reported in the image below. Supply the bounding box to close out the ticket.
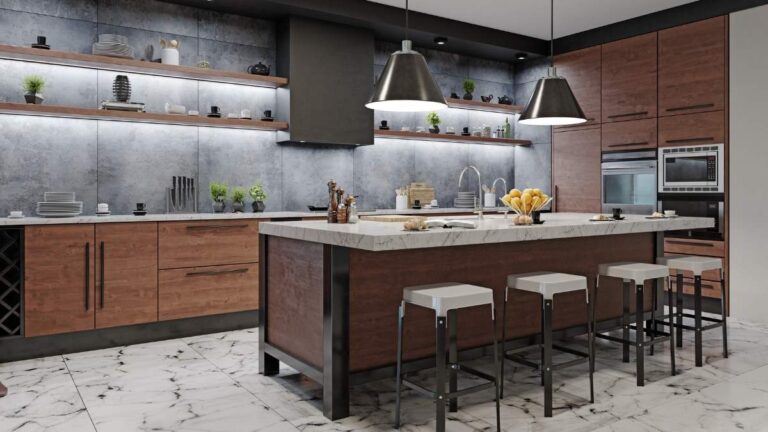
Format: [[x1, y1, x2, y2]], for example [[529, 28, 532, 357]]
[[554, 46, 602, 128], [602, 32, 658, 122], [553, 126, 602, 213]]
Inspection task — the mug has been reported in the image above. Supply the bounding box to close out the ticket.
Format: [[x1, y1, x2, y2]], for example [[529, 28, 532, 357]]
[[97, 203, 109, 213], [612, 208, 623, 219], [37, 36, 47, 45], [263, 110, 272, 118], [381, 120, 388, 127], [664, 210, 677, 217], [462, 126, 470, 134], [136, 203, 146, 211], [210, 106, 220, 114]]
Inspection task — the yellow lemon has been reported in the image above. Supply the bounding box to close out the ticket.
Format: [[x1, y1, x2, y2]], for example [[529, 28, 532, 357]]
[[509, 189, 522, 198]]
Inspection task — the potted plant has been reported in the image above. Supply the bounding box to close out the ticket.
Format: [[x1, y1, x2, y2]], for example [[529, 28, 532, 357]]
[[249, 183, 267, 212], [462, 79, 475, 100], [231, 187, 246, 213], [426, 112, 441, 134], [210, 182, 228, 213], [22, 75, 45, 104]]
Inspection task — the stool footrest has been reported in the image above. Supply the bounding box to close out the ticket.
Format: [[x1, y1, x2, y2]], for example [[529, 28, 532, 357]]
[[595, 331, 671, 346], [652, 319, 724, 331], [403, 379, 436, 399], [503, 343, 589, 372], [682, 313, 723, 323], [504, 354, 539, 370], [458, 364, 497, 384]]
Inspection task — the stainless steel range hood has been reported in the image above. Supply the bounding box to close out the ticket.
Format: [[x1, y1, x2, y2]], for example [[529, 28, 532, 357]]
[[276, 16, 374, 146]]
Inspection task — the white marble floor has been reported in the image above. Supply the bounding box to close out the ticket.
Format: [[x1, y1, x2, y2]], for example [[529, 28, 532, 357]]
[[0, 320, 765, 432]]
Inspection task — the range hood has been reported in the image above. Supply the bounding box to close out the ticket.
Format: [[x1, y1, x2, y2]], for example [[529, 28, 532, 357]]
[[276, 16, 374, 146]]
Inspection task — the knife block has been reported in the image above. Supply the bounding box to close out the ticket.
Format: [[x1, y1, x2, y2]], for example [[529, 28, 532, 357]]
[[166, 187, 198, 213]]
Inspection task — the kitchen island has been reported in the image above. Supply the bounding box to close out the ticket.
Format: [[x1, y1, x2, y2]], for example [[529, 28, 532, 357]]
[[257, 213, 714, 419]]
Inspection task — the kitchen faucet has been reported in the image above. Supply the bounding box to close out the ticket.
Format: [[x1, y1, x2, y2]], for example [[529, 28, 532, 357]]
[[491, 177, 508, 208], [458, 165, 483, 219]]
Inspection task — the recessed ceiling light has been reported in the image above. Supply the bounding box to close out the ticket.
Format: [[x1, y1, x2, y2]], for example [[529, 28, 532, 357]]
[[516, 52, 528, 61], [434, 36, 447, 45]]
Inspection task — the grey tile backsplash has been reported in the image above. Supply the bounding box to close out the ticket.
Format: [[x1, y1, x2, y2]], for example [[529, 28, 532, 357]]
[[0, 0, 539, 215]]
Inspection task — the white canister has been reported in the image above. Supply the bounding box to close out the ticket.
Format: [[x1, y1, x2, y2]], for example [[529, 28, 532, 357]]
[[484, 193, 497, 208], [396, 195, 408, 211], [160, 48, 180, 65]]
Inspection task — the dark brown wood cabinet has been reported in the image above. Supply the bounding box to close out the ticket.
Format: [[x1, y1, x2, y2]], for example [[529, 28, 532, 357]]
[[24, 225, 95, 337], [95, 223, 158, 329], [659, 16, 727, 117], [602, 33, 657, 122], [553, 126, 602, 213], [658, 111, 725, 147], [159, 220, 259, 269], [601, 118, 657, 151], [554, 45, 601, 129]]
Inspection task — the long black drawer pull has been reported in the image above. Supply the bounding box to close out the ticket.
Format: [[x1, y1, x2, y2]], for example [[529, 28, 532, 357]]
[[667, 240, 714, 247], [608, 142, 649, 147], [186, 268, 249, 277], [684, 282, 717, 290], [186, 224, 249, 231], [99, 241, 105, 309], [666, 103, 715, 112], [608, 111, 648, 119], [84, 242, 90, 311], [665, 137, 715, 144]]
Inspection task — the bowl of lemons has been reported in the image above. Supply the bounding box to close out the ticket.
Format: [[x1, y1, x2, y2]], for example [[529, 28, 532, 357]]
[[500, 188, 552, 225]]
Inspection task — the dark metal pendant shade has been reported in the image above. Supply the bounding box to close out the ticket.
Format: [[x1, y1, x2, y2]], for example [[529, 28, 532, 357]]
[[519, 68, 587, 126], [366, 40, 447, 112]]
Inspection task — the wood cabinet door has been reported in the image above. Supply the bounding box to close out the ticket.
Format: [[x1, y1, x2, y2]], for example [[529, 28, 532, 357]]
[[658, 110, 725, 147], [159, 220, 259, 269], [553, 126, 602, 213], [601, 118, 657, 151], [659, 16, 726, 117], [554, 45, 601, 129], [95, 223, 158, 329], [602, 33, 657, 122], [25, 225, 94, 337]]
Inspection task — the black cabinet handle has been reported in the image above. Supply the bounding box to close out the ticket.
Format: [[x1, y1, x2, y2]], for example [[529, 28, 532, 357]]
[[608, 142, 649, 148], [666, 103, 715, 112], [185, 268, 249, 277], [666, 240, 714, 247], [554, 185, 559, 212], [607, 111, 648, 119], [665, 137, 715, 144], [186, 224, 249, 231], [99, 241, 105, 309], [84, 242, 90, 311]]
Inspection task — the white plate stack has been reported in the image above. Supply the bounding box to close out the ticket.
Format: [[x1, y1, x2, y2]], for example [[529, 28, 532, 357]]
[[454, 191, 477, 208], [37, 192, 83, 217], [92, 34, 134, 59]]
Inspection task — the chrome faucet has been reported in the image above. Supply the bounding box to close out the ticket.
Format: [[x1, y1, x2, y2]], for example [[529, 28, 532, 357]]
[[458, 165, 483, 219], [491, 177, 508, 208]]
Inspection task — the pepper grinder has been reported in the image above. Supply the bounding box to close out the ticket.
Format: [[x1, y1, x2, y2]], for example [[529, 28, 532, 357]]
[[327, 179, 338, 223]]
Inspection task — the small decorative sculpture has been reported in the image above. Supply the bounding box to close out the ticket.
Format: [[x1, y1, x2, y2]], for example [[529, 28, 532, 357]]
[[112, 75, 131, 102]]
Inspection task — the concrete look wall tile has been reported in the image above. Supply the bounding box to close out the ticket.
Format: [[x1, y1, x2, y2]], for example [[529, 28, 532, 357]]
[[514, 142, 552, 195], [413, 140, 470, 208], [198, 128, 281, 213], [422, 48, 468, 77], [0, 0, 97, 21], [96, 70, 199, 113], [353, 138, 414, 210], [97, 121, 198, 215], [97, 0, 199, 37], [373, 41, 398, 66], [514, 81, 552, 145], [198, 39, 275, 75], [198, 10, 275, 49], [96, 23, 199, 64], [0, 60, 98, 107], [0, 9, 96, 53], [0, 115, 97, 216], [467, 57, 514, 85], [281, 144, 354, 212], [513, 57, 550, 85], [468, 144, 515, 205]]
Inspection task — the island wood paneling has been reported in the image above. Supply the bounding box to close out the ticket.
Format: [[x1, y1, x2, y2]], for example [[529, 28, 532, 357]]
[[159, 220, 259, 269], [347, 232, 655, 372]]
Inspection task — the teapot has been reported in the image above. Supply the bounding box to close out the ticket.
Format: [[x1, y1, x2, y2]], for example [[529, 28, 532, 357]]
[[480, 94, 494, 103], [497, 95, 513, 105], [247, 62, 271, 76]]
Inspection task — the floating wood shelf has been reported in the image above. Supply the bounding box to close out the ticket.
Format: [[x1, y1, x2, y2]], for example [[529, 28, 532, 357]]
[[445, 98, 524, 114], [0, 103, 289, 131], [374, 129, 530, 146], [0, 44, 288, 88]]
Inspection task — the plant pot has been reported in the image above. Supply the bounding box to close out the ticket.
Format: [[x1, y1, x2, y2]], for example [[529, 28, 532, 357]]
[[24, 92, 43, 104], [213, 201, 226, 213], [429, 126, 440, 134], [252, 201, 265, 212], [463, 92, 473, 100], [232, 202, 245, 213]]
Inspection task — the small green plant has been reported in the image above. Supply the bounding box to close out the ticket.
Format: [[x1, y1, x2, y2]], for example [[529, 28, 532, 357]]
[[22, 75, 45, 94], [209, 182, 228, 202], [232, 187, 246, 204], [462, 79, 475, 95], [249, 183, 267, 202], [426, 112, 440, 127]]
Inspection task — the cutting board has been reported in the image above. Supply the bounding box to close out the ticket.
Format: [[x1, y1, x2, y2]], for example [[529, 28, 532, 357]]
[[360, 214, 424, 223], [408, 183, 435, 208]]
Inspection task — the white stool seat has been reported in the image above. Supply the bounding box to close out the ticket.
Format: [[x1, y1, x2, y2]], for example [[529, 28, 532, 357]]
[[657, 255, 723, 276], [599, 262, 669, 285], [507, 272, 587, 300], [403, 283, 494, 317]]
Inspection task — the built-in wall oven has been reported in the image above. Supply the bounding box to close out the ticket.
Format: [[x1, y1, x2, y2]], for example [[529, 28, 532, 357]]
[[658, 193, 725, 240], [601, 150, 657, 215], [658, 144, 725, 193]]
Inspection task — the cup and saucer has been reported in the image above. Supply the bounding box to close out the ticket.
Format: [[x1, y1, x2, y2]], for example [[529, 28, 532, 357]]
[[260, 110, 274, 122], [207, 106, 222, 118], [133, 202, 147, 216], [96, 203, 111, 216]]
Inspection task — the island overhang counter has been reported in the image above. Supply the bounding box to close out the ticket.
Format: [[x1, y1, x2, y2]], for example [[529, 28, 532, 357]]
[[257, 213, 714, 419]]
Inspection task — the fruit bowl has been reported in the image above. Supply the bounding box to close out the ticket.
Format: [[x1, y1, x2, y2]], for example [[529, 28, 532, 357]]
[[500, 188, 552, 225]]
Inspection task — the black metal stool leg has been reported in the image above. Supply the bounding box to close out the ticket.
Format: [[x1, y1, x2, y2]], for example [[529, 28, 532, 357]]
[[668, 277, 676, 376], [436, 316, 447, 432], [543, 298, 553, 417], [448, 310, 458, 412], [694, 275, 703, 367], [587, 285, 595, 403], [650, 280, 657, 356], [623, 281, 630, 363], [395, 302, 405, 429], [676, 273, 684, 348], [721, 269, 728, 359], [500, 288, 508, 399], [635, 284, 645, 386], [491, 307, 501, 432]]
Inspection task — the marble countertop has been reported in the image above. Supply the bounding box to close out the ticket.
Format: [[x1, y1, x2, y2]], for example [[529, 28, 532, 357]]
[[259, 213, 715, 251]]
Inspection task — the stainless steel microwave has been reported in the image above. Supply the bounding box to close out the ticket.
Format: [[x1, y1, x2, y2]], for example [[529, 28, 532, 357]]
[[658, 144, 724, 193]]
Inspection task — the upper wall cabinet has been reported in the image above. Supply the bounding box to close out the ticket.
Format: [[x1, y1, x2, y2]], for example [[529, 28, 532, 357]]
[[658, 16, 727, 117], [554, 45, 601, 129], [602, 33, 658, 122]]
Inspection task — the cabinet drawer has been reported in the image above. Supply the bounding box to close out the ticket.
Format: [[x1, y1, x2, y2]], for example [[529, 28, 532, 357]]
[[658, 111, 725, 147], [601, 118, 657, 151], [159, 220, 259, 269], [159, 263, 259, 320], [664, 238, 724, 258], [671, 277, 723, 300]]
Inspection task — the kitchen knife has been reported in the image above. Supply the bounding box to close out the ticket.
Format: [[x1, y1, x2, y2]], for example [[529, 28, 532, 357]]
[[172, 176, 177, 208], [182, 176, 187, 209]]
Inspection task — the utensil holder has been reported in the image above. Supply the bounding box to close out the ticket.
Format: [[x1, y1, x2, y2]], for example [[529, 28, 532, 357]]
[[166, 187, 197, 214], [396, 195, 408, 211], [484, 193, 497, 208]]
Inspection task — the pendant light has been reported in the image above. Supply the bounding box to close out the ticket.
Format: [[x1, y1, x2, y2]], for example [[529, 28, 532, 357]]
[[519, 0, 586, 126], [365, 0, 446, 112]]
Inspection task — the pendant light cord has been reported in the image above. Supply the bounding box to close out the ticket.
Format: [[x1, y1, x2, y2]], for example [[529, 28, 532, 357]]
[[405, 0, 410, 41], [550, 0, 554, 66]]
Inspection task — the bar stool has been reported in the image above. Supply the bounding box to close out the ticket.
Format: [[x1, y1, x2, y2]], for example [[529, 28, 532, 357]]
[[501, 272, 595, 417], [596, 262, 675, 386], [657, 255, 728, 366], [394, 282, 501, 432]]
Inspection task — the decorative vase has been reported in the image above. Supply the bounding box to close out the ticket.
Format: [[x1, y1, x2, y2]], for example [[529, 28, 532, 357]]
[[213, 201, 225, 213], [112, 75, 131, 102], [24, 92, 43, 104], [252, 201, 265, 213], [232, 202, 244, 213], [429, 126, 440, 134], [463, 92, 473, 100], [159, 39, 180, 65]]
